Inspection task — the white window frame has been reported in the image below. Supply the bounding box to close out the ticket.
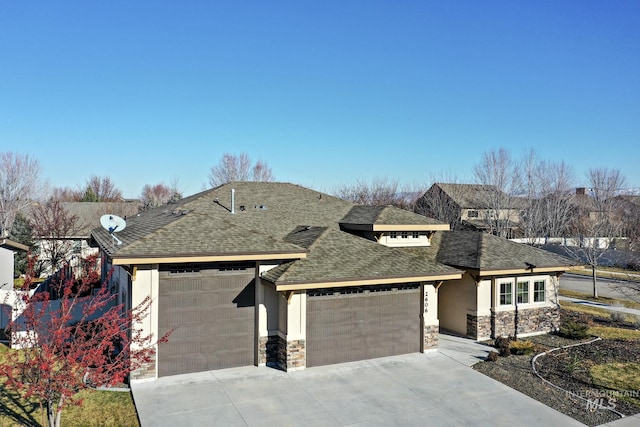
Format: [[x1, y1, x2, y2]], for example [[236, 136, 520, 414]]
[[517, 280, 529, 304], [499, 282, 512, 305], [533, 280, 546, 303]]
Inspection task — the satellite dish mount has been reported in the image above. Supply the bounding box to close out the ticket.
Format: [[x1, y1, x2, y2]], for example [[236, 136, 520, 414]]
[[100, 214, 127, 247]]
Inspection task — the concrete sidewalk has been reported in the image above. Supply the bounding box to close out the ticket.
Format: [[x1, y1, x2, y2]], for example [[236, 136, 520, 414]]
[[132, 341, 584, 426], [559, 295, 640, 316]]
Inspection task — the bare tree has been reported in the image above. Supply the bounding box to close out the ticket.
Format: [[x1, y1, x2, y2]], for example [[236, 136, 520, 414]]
[[207, 153, 275, 187], [81, 175, 123, 202], [473, 148, 521, 238], [334, 177, 423, 210], [50, 186, 82, 202], [252, 160, 275, 183], [0, 152, 41, 237], [29, 200, 81, 272], [414, 173, 465, 228], [565, 168, 626, 297], [140, 182, 182, 210], [519, 151, 575, 244]]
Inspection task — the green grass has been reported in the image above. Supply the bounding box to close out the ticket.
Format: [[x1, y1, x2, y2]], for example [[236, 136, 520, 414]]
[[0, 344, 139, 427], [590, 362, 640, 407], [588, 326, 640, 340]]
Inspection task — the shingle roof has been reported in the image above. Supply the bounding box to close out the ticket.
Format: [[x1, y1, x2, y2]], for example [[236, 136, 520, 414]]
[[340, 205, 447, 227], [435, 230, 578, 272], [92, 182, 462, 285], [435, 183, 498, 208], [262, 226, 460, 285]]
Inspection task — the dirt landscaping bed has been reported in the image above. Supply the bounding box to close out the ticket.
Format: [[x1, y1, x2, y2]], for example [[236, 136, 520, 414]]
[[473, 310, 640, 426]]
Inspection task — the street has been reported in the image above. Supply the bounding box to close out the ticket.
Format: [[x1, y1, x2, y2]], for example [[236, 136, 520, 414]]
[[560, 273, 640, 302]]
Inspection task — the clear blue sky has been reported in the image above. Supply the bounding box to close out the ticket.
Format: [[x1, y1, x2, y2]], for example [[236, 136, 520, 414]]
[[2, 1, 639, 198]]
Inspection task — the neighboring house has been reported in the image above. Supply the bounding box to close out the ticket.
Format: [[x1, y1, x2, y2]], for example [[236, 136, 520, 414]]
[[28, 201, 140, 274], [416, 183, 524, 237], [90, 182, 577, 381], [1, 238, 29, 329], [0, 239, 28, 290]]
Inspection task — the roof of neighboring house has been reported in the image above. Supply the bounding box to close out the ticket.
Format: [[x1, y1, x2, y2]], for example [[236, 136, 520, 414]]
[[62, 202, 141, 237], [434, 230, 578, 275], [91, 182, 462, 288], [429, 183, 529, 211], [0, 238, 29, 252], [430, 183, 499, 209], [340, 205, 449, 231]]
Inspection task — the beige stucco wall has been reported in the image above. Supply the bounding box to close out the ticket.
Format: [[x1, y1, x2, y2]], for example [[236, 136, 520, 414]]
[[437, 274, 477, 336], [130, 264, 159, 376], [0, 247, 14, 290]]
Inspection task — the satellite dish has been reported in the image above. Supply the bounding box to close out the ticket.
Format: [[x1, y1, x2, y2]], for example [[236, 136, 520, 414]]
[[100, 214, 126, 233], [100, 214, 126, 246]]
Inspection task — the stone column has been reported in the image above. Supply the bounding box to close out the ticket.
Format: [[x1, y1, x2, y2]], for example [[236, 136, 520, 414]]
[[284, 290, 306, 370], [422, 283, 439, 350]]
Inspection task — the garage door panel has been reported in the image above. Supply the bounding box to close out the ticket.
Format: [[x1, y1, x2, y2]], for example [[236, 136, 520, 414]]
[[158, 271, 255, 377], [307, 286, 420, 367]]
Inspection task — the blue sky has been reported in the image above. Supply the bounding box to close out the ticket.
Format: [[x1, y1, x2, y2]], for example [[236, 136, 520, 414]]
[[2, 1, 639, 198]]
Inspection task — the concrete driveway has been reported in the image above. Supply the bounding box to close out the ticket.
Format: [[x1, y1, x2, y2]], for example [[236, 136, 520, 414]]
[[131, 335, 588, 426]]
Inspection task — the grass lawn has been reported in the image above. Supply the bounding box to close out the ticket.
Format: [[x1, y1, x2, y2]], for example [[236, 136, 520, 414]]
[[591, 362, 640, 407], [0, 344, 140, 427]]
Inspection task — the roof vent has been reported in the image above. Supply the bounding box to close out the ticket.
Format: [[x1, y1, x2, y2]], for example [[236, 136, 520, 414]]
[[231, 189, 235, 214]]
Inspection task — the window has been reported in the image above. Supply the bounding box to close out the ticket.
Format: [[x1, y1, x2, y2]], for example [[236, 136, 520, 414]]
[[412, 231, 419, 239], [468, 210, 479, 218], [517, 281, 529, 304], [389, 232, 397, 239], [534, 280, 546, 302], [499, 282, 512, 305], [401, 231, 408, 239]]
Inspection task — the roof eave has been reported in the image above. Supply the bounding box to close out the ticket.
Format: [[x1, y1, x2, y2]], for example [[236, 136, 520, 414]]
[[111, 251, 308, 266], [476, 265, 579, 277], [270, 272, 464, 291]]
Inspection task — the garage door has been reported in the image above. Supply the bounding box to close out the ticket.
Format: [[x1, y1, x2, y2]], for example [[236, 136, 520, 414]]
[[157, 264, 255, 377], [306, 284, 421, 367]]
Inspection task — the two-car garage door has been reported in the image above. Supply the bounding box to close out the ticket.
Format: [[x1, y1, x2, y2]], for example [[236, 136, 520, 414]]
[[157, 264, 255, 377], [306, 284, 421, 367]]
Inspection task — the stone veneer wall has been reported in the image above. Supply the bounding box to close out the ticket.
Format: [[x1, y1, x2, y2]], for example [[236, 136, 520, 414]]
[[491, 306, 560, 338], [286, 339, 306, 370], [258, 335, 287, 370], [130, 353, 156, 381], [424, 324, 438, 349], [258, 335, 305, 370], [466, 314, 492, 340]]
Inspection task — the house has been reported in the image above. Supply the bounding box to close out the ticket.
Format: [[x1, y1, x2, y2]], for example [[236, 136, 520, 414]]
[[1, 238, 29, 329], [28, 201, 140, 274], [0, 238, 28, 290], [90, 182, 576, 380], [433, 230, 573, 340], [415, 183, 524, 237]]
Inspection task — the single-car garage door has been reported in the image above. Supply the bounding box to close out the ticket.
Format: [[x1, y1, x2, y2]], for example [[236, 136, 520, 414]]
[[306, 284, 421, 367], [157, 263, 255, 377]]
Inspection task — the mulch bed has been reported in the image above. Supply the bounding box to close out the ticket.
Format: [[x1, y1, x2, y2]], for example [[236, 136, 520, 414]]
[[473, 311, 640, 426]]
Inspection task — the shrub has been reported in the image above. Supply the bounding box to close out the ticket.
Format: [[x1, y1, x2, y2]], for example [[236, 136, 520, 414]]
[[509, 340, 535, 355], [494, 336, 511, 357], [558, 319, 589, 339], [486, 351, 499, 362], [609, 306, 626, 323]]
